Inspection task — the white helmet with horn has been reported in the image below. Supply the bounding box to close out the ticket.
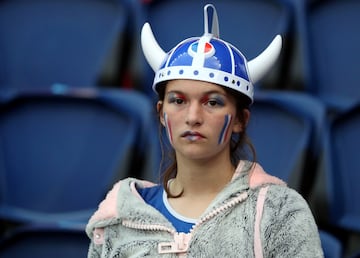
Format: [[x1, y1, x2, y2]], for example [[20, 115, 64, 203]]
[[141, 4, 282, 105]]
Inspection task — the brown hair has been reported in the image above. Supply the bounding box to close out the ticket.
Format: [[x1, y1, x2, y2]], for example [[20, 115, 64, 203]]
[[156, 83, 256, 198]]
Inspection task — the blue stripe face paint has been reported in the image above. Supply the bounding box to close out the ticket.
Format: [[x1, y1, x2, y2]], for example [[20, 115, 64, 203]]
[[164, 112, 173, 145], [218, 114, 232, 145]]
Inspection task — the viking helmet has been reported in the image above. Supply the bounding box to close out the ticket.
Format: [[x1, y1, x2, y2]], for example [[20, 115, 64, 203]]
[[141, 4, 282, 104]]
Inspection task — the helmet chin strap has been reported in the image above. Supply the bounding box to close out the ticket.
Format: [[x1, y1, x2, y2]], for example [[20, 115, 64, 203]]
[[204, 4, 219, 38]]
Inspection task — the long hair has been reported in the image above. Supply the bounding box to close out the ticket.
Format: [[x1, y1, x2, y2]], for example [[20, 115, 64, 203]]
[[156, 83, 256, 198]]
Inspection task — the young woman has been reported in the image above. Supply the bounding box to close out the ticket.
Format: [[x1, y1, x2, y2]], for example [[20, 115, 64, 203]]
[[86, 4, 323, 257]]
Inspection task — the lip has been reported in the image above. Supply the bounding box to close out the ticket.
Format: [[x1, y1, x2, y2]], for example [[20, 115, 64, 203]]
[[181, 131, 205, 141]]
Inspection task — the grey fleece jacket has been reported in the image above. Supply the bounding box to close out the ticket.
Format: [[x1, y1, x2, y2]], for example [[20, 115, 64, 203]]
[[86, 161, 324, 257]]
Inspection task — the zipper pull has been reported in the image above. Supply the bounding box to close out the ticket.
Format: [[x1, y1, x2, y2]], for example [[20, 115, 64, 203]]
[[158, 232, 191, 254]]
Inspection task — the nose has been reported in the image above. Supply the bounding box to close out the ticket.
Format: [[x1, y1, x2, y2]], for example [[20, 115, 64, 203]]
[[186, 102, 203, 126]]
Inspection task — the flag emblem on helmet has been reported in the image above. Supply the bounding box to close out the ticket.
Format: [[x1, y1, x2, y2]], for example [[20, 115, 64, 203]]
[[188, 41, 215, 58]]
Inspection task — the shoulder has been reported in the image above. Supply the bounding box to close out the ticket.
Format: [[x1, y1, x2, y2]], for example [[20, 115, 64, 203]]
[[249, 168, 322, 256], [243, 161, 314, 221], [247, 162, 311, 216], [260, 183, 318, 238], [264, 183, 308, 209], [85, 177, 157, 236], [261, 186, 322, 256]]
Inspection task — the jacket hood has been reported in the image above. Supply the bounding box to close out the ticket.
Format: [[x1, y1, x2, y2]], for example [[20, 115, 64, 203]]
[[86, 161, 285, 237]]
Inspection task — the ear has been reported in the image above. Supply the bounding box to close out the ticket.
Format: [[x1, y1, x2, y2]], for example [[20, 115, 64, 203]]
[[157, 101, 165, 126], [233, 109, 250, 133]]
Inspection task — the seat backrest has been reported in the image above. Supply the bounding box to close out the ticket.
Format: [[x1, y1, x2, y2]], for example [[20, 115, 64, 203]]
[[321, 103, 360, 232], [0, 224, 89, 258], [319, 230, 343, 258], [137, 0, 293, 96], [248, 91, 325, 194], [298, 0, 360, 110], [0, 88, 154, 223], [0, 1, 128, 89]]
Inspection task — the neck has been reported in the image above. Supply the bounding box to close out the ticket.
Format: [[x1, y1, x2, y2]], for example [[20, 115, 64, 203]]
[[172, 153, 235, 197]]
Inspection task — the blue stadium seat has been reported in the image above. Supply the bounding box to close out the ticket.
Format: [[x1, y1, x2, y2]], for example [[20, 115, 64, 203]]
[[319, 230, 343, 258], [249, 90, 325, 195], [0, 223, 89, 258], [0, 87, 156, 226], [296, 0, 360, 111], [0, 0, 129, 89], [313, 103, 360, 233]]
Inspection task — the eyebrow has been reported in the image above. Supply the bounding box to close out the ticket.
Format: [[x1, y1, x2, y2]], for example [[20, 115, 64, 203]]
[[166, 90, 227, 97]]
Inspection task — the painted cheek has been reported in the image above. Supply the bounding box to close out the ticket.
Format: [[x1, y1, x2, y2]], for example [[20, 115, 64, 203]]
[[164, 113, 173, 145], [218, 114, 232, 145]]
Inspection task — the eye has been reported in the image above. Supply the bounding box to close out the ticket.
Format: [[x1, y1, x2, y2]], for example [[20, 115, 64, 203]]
[[207, 99, 219, 106], [205, 96, 225, 107], [174, 98, 185, 105], [167, 93, 186, 105]]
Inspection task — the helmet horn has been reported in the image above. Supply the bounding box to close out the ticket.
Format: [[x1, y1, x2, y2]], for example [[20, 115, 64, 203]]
[[247, 35, 282, 84], [141, 22, 167, 72]]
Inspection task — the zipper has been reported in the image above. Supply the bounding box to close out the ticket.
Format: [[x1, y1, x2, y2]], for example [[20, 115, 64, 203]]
[[122, 191, 248, 254], [122, 219, 175, 234], [190, 191, 248, 233], [121, 220, 189, 254]]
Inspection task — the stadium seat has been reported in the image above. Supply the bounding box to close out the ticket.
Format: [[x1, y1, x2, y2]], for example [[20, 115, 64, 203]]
[[249, 90, 325, 195], [319, 230, 343, 258], [310, 102, 360, 234], [296, 0, 360, 111], [0, 87, 156, 226], [0, 0, 129, 89], [0, 223, 89, 258]]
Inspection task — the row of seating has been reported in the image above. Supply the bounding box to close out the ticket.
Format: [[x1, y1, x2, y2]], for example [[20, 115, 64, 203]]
[[0, 87, 162, 256], [0, 0, 359, 257], [1, 2, 158, 257], [1, 89, 359, 256], [0, 0, 130, 89], [1, 0, 359, 113]]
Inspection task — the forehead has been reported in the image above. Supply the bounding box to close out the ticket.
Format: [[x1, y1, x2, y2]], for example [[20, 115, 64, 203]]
[[166, 79, 227, 95]]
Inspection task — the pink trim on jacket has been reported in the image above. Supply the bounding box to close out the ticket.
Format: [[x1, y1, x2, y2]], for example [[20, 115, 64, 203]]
[[88, 181, 122, 225], [254, 185, 270, 258], [232, 161, 286, 189], [249, 163, 285, 188], [88, 180, 156, 226], [130, 180, 156, 200]]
